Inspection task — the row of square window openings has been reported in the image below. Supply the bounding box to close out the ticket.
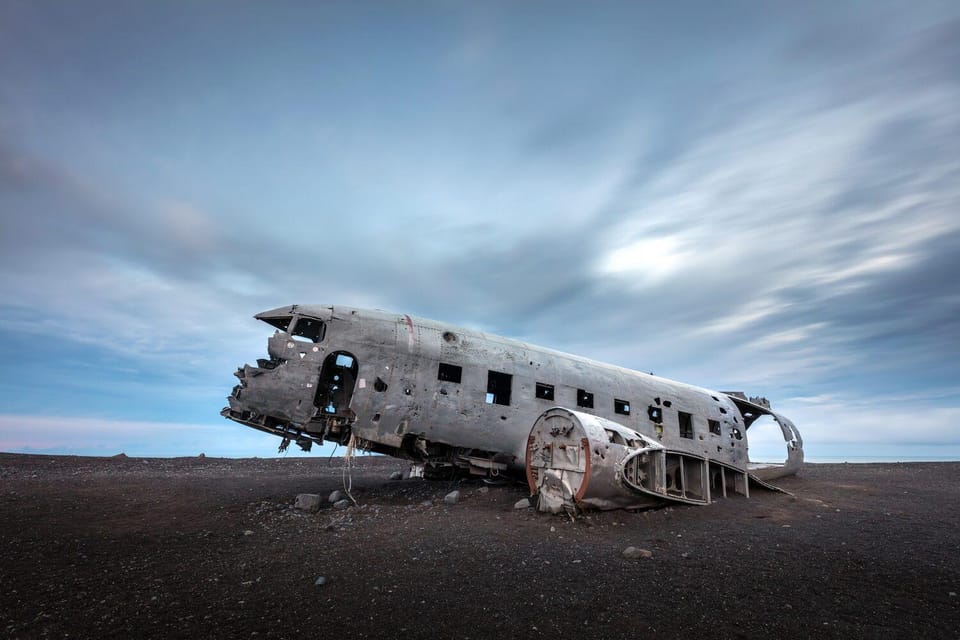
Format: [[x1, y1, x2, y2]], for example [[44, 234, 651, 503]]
[[436, 362, 726, 438]]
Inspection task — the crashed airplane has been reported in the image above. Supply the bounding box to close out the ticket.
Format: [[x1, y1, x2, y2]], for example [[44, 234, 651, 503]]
[[222, 305, 803, 512]]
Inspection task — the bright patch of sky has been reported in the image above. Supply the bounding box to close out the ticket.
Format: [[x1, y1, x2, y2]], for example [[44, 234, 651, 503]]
[[1, 1, 958, 460]]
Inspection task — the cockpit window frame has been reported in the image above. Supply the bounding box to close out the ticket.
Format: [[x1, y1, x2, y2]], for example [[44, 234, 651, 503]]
[[261, 316, 292, 332], [290, 316, 326, 343]]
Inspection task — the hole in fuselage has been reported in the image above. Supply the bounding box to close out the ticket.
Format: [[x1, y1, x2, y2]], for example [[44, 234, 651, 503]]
[[315, 351, 358, 416], [745, 414, 788, 464]]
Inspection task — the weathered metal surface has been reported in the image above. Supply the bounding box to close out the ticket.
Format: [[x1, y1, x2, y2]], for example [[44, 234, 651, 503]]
[[527, 408, 664, 512], [222, 304, 804, 510], [526, 407, 753, 513]]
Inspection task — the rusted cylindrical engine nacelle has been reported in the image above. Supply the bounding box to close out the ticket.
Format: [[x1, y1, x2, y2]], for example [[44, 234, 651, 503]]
[[526, 407, 666, 513]]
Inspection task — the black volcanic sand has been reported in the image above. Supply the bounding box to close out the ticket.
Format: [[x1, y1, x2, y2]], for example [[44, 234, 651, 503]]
[[1, 454, 958, 639]]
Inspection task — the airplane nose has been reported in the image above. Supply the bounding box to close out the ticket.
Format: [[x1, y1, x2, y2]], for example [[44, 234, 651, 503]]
[[221, 347, 323, 451]]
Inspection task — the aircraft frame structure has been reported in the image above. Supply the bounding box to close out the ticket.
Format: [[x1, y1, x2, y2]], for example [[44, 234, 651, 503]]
[[223, 305, 803, 511]]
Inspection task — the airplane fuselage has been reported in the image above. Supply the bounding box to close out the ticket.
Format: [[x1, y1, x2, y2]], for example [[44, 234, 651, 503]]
[[223, 304, 803, 510]]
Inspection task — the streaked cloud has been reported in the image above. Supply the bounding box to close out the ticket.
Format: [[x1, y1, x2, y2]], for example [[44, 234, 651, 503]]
[[0, 1, 958, 459], [598, 235, 693, 284]]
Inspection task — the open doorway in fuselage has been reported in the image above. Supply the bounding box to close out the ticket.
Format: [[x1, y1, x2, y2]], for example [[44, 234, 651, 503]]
[[315, 351, 359, 417]]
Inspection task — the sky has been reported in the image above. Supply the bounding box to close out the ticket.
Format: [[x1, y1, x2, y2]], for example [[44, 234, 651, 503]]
[[1, 1, 958, 461]]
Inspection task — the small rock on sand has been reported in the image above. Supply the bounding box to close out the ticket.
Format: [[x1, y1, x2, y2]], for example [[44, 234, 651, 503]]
[[328, 490, 343, 503], [444, 490, 460, 505], [294, 494, 321, 512], [333, 499, 352, 510], [623, 547, 653, 560], [389, 471, 403, 480], [514, 498, 531, 510]]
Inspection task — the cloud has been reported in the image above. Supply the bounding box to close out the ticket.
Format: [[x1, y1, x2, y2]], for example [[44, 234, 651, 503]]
[[1, 3, 958, 459], [598, 235, 693, 285], [779, 394, 960, 448]]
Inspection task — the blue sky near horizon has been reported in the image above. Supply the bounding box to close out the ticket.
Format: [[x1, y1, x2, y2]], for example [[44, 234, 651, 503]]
[[1, 1, 959, 462]]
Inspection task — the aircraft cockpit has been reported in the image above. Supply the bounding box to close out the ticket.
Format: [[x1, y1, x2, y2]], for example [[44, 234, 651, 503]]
[[222, 308, 357, 453], [256, 313, 326, 343]]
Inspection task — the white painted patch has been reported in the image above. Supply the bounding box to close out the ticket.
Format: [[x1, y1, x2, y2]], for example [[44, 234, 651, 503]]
[[358, 378, 366, 389]]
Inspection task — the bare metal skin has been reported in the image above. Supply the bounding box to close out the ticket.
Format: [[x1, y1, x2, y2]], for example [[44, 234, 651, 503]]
[[223, 305, 803, 511]]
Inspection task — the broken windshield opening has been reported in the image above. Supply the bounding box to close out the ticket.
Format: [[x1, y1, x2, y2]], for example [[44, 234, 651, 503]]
[[291, 317, 326, 343], [261, 316, 292, 332]]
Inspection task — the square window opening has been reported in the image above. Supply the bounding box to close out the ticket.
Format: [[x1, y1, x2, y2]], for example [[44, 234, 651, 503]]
[[486, 370, 512, 405], [577, 389, 594, 409], [708, 419, 721, 435], [614, 399, 631, 415], [437, 362, 462, 383], [535, 382, 555, 401], [679, 411, 694, 439]]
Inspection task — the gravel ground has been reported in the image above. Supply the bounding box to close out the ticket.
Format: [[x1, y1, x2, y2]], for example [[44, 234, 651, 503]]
[[1, 453, 958, 639]]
